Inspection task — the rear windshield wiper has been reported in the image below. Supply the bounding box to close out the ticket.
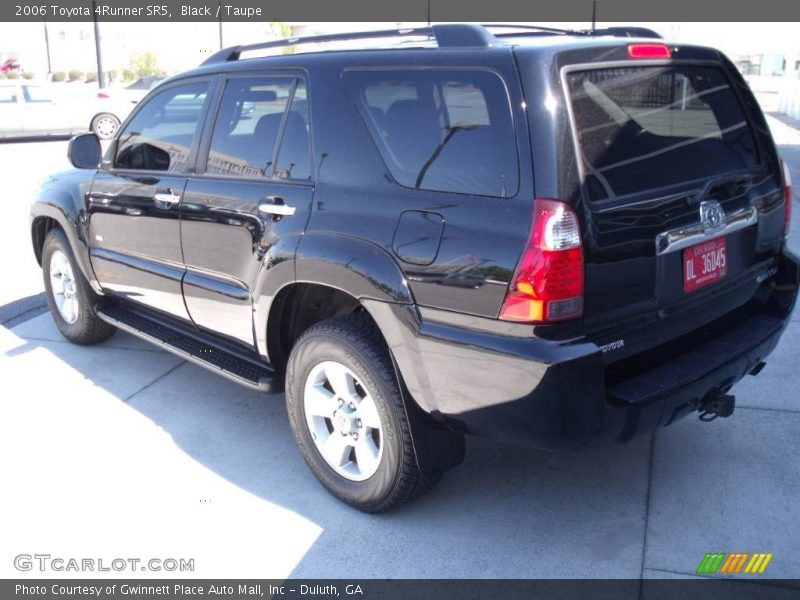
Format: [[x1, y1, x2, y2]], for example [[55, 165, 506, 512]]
[[415, 124, 476, 189]]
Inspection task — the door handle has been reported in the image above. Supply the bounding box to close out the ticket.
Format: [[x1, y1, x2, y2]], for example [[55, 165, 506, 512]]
[[154, 189, 181, 206], [87, 192, 113, 206], [258, 197, 296, 217]]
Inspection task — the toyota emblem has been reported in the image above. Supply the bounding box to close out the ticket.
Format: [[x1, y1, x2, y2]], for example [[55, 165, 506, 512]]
[[700, 200, 725, 233]]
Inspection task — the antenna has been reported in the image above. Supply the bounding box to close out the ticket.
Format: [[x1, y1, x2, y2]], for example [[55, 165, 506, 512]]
[[591, 1, 597, 33], [427, 0, 431, 27]]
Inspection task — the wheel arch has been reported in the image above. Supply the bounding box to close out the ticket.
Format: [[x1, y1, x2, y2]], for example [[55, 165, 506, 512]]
[[253, 233, 415, 366], [31, 184, 103, 294]]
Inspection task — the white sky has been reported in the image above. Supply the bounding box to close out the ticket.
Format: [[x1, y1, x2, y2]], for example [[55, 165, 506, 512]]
[[0, 21, 797, 75]]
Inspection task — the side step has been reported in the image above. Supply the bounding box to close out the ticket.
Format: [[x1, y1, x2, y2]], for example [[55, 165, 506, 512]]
[[97, 305, 280, 393]]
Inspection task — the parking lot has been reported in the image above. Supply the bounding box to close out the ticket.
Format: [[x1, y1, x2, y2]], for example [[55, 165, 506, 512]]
[[0, 115, 799, 584]]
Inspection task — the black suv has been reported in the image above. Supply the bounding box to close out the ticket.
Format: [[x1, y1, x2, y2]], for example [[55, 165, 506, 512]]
[[30, 24, 799, 512]]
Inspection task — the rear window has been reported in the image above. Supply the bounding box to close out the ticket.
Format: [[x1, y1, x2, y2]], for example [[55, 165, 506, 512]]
[[565, 65, 758, 201], [344, 69, 519, 198]]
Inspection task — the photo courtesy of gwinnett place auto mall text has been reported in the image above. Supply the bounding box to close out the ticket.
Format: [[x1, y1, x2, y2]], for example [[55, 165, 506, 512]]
[[1, 0, 799, 597]]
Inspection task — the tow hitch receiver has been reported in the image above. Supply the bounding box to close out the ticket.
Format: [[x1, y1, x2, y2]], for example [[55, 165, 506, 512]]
[[699, 393, 736, 422]]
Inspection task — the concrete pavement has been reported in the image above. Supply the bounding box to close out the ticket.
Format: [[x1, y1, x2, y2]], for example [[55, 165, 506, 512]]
[[2, 309, 798, 582], [0, 116, 799, 584]]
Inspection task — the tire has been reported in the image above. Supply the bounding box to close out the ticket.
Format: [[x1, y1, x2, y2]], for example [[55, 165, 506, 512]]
[[42, 228, 115, 345], [285, 313, 438, 512], [90, 113, 120, 140]]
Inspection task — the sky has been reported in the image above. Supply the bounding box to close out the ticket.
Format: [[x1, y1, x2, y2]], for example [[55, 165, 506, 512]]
[[0, 21, 797, 77]]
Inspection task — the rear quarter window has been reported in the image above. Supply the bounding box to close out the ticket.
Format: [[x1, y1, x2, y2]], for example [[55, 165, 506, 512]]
[[343, 69, 519, 198], [565, 65, 759, 201]]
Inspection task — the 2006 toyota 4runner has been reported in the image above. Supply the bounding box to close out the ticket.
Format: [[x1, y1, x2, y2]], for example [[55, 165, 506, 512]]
[[30, 24, 799, 511]]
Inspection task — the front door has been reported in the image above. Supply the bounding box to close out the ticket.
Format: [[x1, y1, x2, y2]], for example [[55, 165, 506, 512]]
[[180, 74, 314, 348], [88, 78, 212, 319]]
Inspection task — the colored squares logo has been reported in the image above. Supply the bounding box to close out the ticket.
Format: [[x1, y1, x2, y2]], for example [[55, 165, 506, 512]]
[[697, 553, 773, 575]]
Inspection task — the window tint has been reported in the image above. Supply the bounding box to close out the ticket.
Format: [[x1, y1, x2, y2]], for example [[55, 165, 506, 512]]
[[344, 69, 518, 198], [274, 80, 311, 181], [0, 86, 16, 103], [565, 66, 759, 201], [115, 81, 209, 172], [205, 77, 294, 178]]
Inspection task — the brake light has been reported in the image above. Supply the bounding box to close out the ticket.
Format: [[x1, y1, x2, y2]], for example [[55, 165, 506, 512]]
[[628, 43, 671, 59], [781, 157, 793, 236], [97, 92, 110, 99], [500, 199, 584, 323]]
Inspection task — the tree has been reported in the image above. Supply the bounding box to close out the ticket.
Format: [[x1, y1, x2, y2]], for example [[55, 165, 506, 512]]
[[129, 51, 161, 77], [267, 22, 294, 54], [267, 22, 292, 38]]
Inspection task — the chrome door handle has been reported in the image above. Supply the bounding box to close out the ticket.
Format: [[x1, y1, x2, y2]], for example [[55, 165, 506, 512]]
[[154, 190, 181, 205], [258, 201, 296, 217]]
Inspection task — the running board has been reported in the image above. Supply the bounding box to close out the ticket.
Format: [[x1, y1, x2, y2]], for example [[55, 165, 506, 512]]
[[96, 305, 280, 393]]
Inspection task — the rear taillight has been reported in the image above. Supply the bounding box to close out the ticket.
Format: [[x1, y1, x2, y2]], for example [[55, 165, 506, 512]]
[[628, 43, 671, 59], [781, 157, 793, 236], [500, 199, 584, 324], [97, 92, 110, 99]]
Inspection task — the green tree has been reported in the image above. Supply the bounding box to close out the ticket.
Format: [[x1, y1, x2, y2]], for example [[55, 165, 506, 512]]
[[129, 51, 161, 77], [267, 22, 294, 54], [267, 22, 292, 38]]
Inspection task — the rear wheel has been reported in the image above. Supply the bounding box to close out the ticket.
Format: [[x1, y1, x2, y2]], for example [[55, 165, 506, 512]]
[[91, 113, 120, 140], [42, 228, 115, 344], [285, 313, 438, 512]]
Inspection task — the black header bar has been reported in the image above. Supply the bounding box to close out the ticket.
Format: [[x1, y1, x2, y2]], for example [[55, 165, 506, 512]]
[[2, 0, 800, 22]]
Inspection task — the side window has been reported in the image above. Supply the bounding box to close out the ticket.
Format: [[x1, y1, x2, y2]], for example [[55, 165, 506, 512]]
[[274, 80, 311, 181], [22, 86, 53, 103], [343, 69, 519, 198], [115, 81, 209, 172], [205, 77, 294, 178], [0, 86, 17, 103]]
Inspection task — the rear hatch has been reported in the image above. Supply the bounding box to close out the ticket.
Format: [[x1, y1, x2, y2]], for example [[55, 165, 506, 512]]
[[548, 44, 786, 356]]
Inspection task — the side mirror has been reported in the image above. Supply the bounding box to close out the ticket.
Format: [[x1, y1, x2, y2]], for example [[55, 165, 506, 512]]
[[67, 133, 102, 169]]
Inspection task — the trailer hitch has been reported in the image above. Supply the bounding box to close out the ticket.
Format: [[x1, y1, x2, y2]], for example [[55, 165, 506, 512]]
[[699, 392, 736, 422]]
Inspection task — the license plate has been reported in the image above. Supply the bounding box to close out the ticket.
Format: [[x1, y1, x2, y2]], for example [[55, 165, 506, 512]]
[[683, 237, 728, 293]]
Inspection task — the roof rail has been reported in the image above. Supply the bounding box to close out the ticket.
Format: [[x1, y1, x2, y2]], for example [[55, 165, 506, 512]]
[[482, 23, 581, 37], [486, 24, 663, 40], [202, 23, 498, 65], [201, 23, 664, 66], [584, 27, 663, 39]]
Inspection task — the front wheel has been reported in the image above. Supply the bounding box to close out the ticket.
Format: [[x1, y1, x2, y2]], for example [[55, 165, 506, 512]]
[[42, 228, 115, 345], [285, 313, 438, 512]]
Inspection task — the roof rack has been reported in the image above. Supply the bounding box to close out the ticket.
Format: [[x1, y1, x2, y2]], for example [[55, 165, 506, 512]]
[[203, 24, 495, 65], [584, 27, 662, 39], [201, 23, 662, 65], [482, 23, 580, 37]]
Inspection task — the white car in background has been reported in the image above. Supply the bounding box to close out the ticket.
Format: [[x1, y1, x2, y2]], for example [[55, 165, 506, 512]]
[[0, 81, 135, 139], [96, 76, 165, 106]]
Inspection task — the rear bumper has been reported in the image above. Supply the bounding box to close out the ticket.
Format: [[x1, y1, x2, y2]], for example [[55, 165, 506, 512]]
[[369, 247, 799, 450]]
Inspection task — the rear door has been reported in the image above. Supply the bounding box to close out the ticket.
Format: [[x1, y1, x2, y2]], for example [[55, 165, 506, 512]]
[[338, 56, 533, 318], [560, 59, 785, 335], [179, 73, 313, 348], [88, 78, 212, 319]]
